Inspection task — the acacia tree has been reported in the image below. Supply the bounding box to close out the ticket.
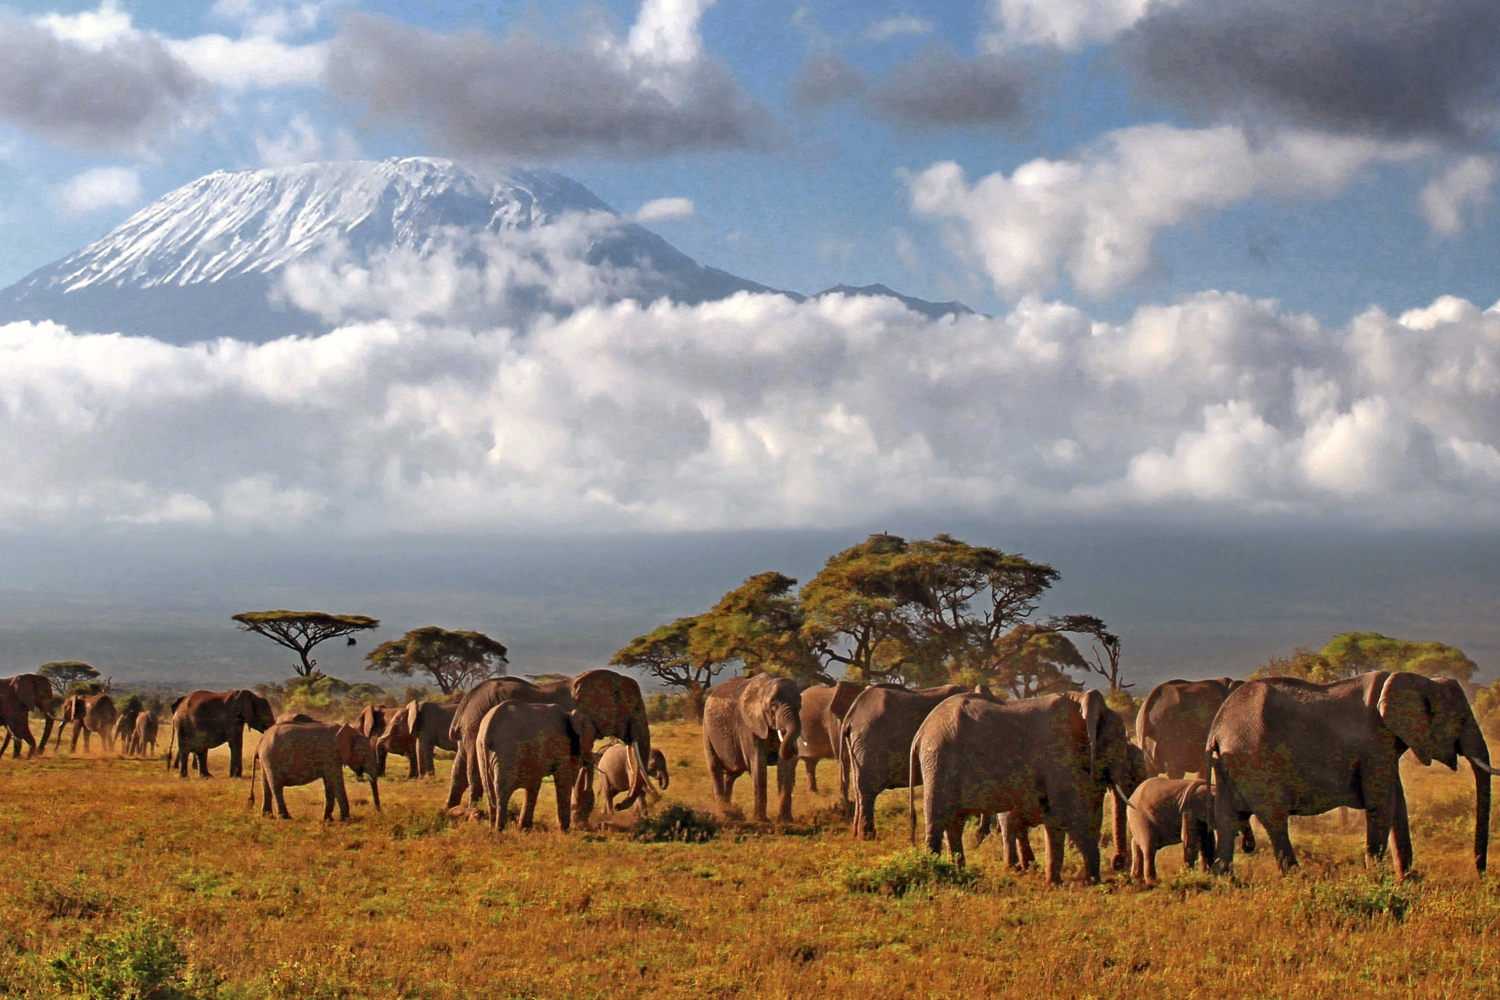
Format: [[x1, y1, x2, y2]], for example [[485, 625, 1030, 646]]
[[364, 626, 508, 695], [38, 661, 100, 689], [990, 625, 1088, 698], [232, 611, 380, 678], [690, 572, 826, 685], [799, 534, 923, 683], [610, 617, 719, 721], [1252, 632, 1478, 684], [1038, 614, 1128, 693]]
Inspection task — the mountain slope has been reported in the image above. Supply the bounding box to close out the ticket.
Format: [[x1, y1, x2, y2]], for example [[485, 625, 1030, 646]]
[[0, 158, 967, 343]]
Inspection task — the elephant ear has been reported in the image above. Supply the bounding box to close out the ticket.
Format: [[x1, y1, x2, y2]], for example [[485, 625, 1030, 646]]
[[743, 677, 774, 740], [1078, 689, 1107, 774], [1379, 672, 1438, 766], [566, 710, 598, 758]]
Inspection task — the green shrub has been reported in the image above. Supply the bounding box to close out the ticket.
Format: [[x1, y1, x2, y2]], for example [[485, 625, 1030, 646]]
[[1296, 873, 1412, 925], [631, 805, 718, 843], [842, 849, 980, 898], [47, 914, 219, 1000]]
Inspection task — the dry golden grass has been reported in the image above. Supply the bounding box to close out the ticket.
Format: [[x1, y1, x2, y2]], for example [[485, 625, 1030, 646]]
[[2, 719, 1499, 998]]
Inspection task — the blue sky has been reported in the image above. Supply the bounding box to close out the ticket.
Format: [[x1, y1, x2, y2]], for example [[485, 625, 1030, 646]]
[[3, 0, 1498, 324]]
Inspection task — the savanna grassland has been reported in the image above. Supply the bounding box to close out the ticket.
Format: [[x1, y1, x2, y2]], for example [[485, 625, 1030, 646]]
[[3, 720, 1500, 999]]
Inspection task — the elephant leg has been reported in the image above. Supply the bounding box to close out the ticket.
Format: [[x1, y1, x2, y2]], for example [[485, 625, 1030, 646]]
[[273, 780, 292, 820], [1212, 789, 1241, 874], [1143, 839, 1158, 887], [1042, 824, 1066, 886], [407, 752, 418, 780], [1262, 813, 1298, 874], [496, 782, 513, 832], [419, 737, 434, 779], [556, 766, 576, 833], [945, 818, 966, 864], [1110, 789, 1130, 872], [36, 716, 52, 757], [323, 778, 337, 821], [376, 748, 387, 779], [445, 741, 469, 809], [976, 813, 993, 847], [519, 783, 540, 830], [776, 757, 796, 823], [228, 730, 243, 778], [1071, 825, 1103, 885], [750, 753, 769, 823], [260, 770, 273, 816], [1131, 841, 1144, 882], [334, 773, 350, 821], [1019, 826, 1036, 869], [176, 746, 188, 778], [1389, 784, 1413, 879], [805, 757, 818, 794]]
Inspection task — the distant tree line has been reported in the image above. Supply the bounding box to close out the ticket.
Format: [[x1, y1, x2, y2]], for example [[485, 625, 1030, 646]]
[[611, 533, 1128, 721]]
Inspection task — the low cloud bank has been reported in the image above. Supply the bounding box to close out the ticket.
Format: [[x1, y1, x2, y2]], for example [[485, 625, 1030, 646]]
[[1, 286, 1498, 532]]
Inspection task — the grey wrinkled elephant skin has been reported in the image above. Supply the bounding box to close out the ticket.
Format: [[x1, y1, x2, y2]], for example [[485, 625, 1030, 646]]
[[1136, 677, 1241, 778], [2, 674, 56, 757], [1207, 671, 1493, 878], [58, 693, 117, 755], [838, 684, 968, 839], [703, 674, 802, 823], [407, 701, 458, 778], [911, 690, 1147, 884], [593, 744, 669, 814], [168, 689, 276, 778], [252, 722, 381, 821], [797, 680, 863, 796], [476, 701, 595, 832]]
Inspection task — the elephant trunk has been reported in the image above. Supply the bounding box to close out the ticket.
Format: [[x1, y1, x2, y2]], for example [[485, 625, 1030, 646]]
[[1462, 721, 1494, 874], [627, 715, 652, 804], [370, 773, 382, 812]]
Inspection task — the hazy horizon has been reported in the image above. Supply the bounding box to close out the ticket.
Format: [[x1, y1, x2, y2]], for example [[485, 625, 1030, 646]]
[[4, 521, 1497, 693]]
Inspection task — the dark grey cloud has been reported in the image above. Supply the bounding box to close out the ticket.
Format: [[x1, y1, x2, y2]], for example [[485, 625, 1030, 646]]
[[0, 17, 206, 154], [864, 47, 1030, 130], [1128, 0, 1500, 141], [790, 53, 868, 110], [325, 14, 775, 160]]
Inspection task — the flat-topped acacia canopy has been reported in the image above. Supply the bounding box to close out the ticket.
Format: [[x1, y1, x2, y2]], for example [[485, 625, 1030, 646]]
[[232, 611, 380, 677]]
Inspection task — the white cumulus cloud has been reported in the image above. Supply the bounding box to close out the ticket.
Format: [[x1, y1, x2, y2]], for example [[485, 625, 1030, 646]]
[[635, 197, 695, 221], [4, 278, 1500, 532], [59, 166, 141, 213], [1420, 156, 1497, 236], [908, 124, 1427, 299]]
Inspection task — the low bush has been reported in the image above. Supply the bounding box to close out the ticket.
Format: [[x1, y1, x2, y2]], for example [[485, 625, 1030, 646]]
[[1296, 873, 1413, 925], [47, 913, 220, 1000], [842, 849, 981, 898], [631, 805, 718, 843]]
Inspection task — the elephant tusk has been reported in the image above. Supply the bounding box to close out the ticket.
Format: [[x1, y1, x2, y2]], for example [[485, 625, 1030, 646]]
[[1469, 757, 1500, 776], [1113, 783, 1138, 810]]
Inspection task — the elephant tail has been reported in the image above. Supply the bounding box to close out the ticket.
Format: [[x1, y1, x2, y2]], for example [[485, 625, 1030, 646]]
[[838, 726, 852, 803], [907, 733, 919, 847], [248, 751, 257, 807], [164, 720, 176, 772]]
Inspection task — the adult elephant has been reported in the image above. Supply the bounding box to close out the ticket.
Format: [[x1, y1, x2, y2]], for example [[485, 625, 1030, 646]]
[[838, 683, 969, 839], [910, 690, 1147, 882], [445, 670, 650, 814], [133, 713, 159, 757], [57, 694, 117, 754], [797, 680, 863, 796], [1208, 671, 1496, 879], [0, 686, 35, 760], [407, 701, 458, 778], [3, 674, 55, 756], [251, 722, 381, 821], [1136, 677, 1242, 778], [476, 702, 596, 832], [167, 689, 275, 778], [703, 674, 802, 822], [354, 704, 417, 779]]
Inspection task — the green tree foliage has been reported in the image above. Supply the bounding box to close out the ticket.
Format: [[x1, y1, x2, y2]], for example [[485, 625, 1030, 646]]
[[798, 533, 919, 683], [232, 611, 380, 677], [611, 617, 717, 721], [1251, 632, 1478, 684], [798, 533, 1092, 689], [364, 626, 508, 695], [689, 572, 825, 684], [39, 661, 99, 688], [988, 625, 1087, 698]]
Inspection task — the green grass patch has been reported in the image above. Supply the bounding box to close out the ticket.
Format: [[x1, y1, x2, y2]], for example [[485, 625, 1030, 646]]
[[842, 849, 981, 898]]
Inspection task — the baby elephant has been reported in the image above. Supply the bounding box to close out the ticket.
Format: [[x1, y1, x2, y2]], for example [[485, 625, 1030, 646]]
[[251, 722, 381, 821], [476, 701, 596, 833], [1128, 777, 1214, 886], [595, 745, 670, 814]]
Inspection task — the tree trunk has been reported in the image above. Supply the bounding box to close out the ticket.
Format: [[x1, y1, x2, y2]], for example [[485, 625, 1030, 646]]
[[687, 683, 706, 723]]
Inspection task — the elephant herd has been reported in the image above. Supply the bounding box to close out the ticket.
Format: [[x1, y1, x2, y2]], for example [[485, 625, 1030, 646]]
[[4, 664, 1492, 887]]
